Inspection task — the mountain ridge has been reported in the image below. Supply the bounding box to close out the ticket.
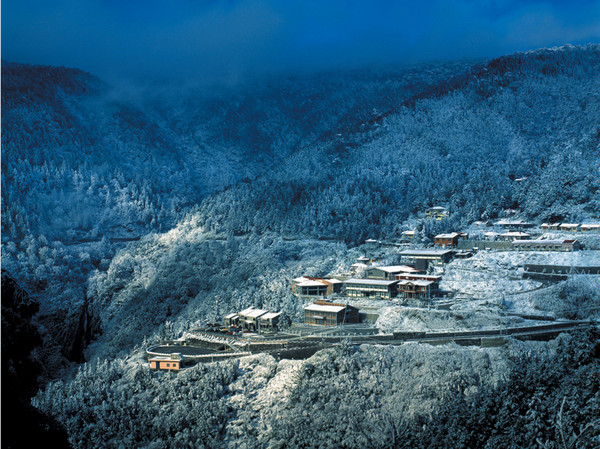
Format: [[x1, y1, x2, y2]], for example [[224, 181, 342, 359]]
[[1, 44, 599, 367]]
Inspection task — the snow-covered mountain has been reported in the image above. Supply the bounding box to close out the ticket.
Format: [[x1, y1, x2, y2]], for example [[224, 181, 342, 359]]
[[3, 45, 600, 363], [2, 45, 600, 448]]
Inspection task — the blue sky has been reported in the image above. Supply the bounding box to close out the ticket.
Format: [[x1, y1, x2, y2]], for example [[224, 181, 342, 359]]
[[3, 0, 600, 79]]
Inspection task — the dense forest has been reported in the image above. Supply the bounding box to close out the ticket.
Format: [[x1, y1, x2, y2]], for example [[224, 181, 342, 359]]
[[2, 44, 600, 447]]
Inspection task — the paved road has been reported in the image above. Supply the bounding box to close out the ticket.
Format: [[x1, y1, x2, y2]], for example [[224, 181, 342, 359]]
[[149, 321, 596, 362]]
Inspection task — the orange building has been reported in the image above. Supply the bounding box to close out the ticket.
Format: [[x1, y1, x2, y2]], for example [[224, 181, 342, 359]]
[[149, 353, 184, 371]]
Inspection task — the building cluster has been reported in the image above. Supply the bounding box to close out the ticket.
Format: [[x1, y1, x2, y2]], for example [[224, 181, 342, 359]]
[[224, 307, 282, 332], [429, 217, 595, 251], [541, 223, 600, 232], [294, 253, 453, 306]]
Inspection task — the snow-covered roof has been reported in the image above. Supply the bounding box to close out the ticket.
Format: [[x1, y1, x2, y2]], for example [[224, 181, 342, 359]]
[[560, 223, 579, 228], [225, 313, 238, 319], [298, 280, 327, 287], [369, 265, 419, 273], [350, 263, 368, 268], [513, 239, 577, 245], [580, 224, 600, 229], [396, 274, 441, 281], [402, 230, 416, 235], [149, 353, 183, 361], [500, 231, 531, 237], [325, 278, 343, 284], [400, 249, 453, 256], [292, 277, 310, 283], [344, 278, 399, 286], [496, 220, 530, 225], [260, 312, 282, 320], [239, 307, 268, 318], [304, 304, 346, 313], [398, 280, 435, 287], [245, 309, 268, 318], [435, 233, 459, 239]]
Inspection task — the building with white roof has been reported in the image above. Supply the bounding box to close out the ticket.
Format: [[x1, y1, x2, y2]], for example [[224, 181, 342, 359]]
[[343, 278, 399, 299], [512, 239, 581, 252], [580, 224, 600, 232], [291, 277, 343, 297], [237, 307, 268, 331], [434, 233, 460, 247], [304, 301, 359, 326], [498, 231, 531, 241], [259, 312, 282, 330], [365, 265, 422, 280], [397, 279, 438, 298], [559, 223, 580, 232], [225, 307, 284, 331], [399, 249, 455, 270]]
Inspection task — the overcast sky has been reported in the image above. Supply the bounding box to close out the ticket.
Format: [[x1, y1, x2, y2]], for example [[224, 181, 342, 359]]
[[3, 0, 600, 80]]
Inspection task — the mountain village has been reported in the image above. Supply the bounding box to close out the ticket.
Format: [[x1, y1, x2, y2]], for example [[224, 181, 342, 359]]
[[147, 208, 600, 371]]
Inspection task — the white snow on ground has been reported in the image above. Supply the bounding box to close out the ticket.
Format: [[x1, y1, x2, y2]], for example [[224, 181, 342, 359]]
[[376, 306, 525, 333], [226, 354, 303, 441], [376, 249, 600, 332]]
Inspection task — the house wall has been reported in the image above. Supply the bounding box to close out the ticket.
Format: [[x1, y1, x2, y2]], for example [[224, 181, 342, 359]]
[[150, 360, 181, 371], [434, 237, 458, 247], [305, 309, 359, 325], [344, 283, 396, 299], [304, 310, 341, 326]]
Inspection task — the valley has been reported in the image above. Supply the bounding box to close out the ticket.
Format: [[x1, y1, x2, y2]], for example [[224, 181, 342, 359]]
[[2, 44, 600, 448]]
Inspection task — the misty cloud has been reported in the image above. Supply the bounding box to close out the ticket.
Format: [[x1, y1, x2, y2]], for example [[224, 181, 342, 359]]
[[2, 0, 600, 80]]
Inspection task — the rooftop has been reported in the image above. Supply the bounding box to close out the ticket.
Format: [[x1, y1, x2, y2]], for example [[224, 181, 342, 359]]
[[292, 276, 310, 283], [396, 274, 442, 281], [398, 280, 435, 286], [513, 239, 578, 244], [369, 265, 420, 273], [344, 278, 399, 286], [245, 309, 268, 318], [239, 307, 268, 318], [304, 304, 347, 313], [298, 280, 327, 287], [400, 249, 454, 256]]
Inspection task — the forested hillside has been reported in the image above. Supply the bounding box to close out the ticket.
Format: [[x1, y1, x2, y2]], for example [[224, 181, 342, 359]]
[[2, 45, 600, 447], [2, 44, 600, 367]]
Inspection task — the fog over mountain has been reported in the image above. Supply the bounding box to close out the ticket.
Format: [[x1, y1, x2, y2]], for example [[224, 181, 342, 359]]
[[2, 45, 600, 448]]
